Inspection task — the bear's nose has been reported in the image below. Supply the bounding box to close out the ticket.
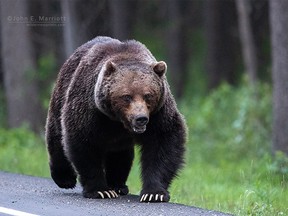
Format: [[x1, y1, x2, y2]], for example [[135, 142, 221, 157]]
[[135, 115, 149, 127]]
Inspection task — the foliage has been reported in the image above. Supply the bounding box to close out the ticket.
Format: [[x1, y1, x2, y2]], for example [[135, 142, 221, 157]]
[[37, 54, 57, 109], [269, 151, 288, 176], [183, 81, 272, 162], [170, 81, 287, 215], [0, 82, 287, 215], [0, 127, 49, 177]]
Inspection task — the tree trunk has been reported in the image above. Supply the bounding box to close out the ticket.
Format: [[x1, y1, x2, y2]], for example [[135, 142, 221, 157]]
[[205, 0, 239, 89], [270, 0, 288, 154], [236, 0, 258, 84], [166, 0, 187, 99], [250, 0, 270, 81], [61, 0, 88, 58], [0, 0, 44, 132], [30, 0, 64, 65], [109, 0, 131, 40]]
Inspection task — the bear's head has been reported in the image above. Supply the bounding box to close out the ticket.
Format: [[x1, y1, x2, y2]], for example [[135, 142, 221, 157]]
[[95, 60, 167, 133]]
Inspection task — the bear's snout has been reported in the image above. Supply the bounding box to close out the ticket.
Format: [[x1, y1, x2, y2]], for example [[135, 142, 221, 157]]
[[131, 114, 149, 134], [135, 115, 149, 127]]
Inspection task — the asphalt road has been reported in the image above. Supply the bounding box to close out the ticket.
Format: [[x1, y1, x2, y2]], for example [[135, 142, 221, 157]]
[[0, 172, 232, 216]]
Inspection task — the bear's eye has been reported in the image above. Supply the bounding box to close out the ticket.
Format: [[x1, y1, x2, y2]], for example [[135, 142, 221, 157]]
[[121, 95, 133, 102], [144, 93, 153, 101]]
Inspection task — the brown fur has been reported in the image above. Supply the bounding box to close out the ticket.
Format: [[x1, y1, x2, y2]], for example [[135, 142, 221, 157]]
[[45, 36, 186, 202]]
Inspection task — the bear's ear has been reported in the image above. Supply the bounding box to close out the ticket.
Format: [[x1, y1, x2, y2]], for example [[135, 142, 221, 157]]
[[153, 61, 167, 77], [104, 61, 116, 76]]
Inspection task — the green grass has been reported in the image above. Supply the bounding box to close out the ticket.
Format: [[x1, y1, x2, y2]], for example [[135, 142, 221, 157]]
[[0, 82, 287, 215], [0, 127, 49, 177]]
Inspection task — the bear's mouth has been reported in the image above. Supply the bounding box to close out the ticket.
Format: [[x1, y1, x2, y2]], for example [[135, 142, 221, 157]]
[[121, 119, 147, 134], [132, 125, 146, 134], [122, 115, 149, 134]]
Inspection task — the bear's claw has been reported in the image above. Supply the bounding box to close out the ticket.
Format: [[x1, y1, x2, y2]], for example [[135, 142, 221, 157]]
[[84, 190, 118, 199], [98, 190, 118, 198], [140, 193, 167, 202]]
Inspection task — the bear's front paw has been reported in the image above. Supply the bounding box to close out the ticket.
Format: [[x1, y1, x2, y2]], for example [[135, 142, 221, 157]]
[[139, 190, 170, 203], [83, 190, 118, 199]]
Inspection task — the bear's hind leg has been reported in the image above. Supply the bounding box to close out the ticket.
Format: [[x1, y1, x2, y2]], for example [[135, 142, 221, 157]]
[[46, 113, 77, 189], [105, 145, 134, 195]]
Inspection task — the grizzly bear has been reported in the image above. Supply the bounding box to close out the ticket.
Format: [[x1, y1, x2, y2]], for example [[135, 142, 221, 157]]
[[45, 36, 186, 202]]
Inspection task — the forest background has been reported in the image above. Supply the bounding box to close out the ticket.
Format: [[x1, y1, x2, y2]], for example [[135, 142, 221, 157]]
[[0, 0, 287, 215]]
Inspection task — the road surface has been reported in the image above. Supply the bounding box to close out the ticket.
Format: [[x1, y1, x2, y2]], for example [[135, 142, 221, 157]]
[[0, 171, 232, 216]]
